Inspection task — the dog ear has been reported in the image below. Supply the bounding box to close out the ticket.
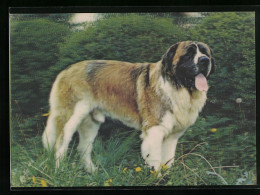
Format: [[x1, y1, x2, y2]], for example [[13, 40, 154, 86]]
[[161, 43, 179, 80]]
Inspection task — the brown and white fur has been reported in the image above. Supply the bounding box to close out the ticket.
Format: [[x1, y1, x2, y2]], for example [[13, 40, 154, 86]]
[[42, 41, 215, 173]]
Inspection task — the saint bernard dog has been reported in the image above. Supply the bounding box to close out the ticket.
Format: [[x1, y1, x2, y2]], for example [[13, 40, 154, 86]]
[[42, 41, 215, 173]]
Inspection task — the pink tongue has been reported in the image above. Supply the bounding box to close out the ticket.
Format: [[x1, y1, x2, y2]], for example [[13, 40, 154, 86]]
[[195, 73, 208, 92]]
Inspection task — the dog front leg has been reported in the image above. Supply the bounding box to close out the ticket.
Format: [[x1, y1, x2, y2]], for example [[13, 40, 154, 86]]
[[161, 132, 184, 167], [141, 125, 167, 171]]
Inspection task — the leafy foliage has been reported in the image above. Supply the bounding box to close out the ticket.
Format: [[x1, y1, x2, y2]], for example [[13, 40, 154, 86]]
[[11, 14, 73, 24], [53, 14, 185, 74], [190, 12, 255, 125], [10, 19, 69, 114]]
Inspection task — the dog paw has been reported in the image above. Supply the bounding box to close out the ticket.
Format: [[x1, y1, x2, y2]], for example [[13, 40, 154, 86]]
[[55, 148, 66, 169], [145, 158, 161, 171], [83, 161, 97, 174], [142, 150, 161, 171], [141, 139, 161, 171]]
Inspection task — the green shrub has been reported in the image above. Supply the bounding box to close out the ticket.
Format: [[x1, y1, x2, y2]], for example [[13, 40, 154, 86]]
[[189, 12, 255, 128], [54, 14, 186, 73], [10, 18, 69, 115]]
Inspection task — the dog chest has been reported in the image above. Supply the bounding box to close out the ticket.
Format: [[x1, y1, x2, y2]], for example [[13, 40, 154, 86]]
[[160, 79, 206, 131], [173, 89, 207, 130]]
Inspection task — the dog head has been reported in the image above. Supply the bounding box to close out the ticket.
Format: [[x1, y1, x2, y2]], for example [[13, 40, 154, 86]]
[[161, 41, 215, 92]]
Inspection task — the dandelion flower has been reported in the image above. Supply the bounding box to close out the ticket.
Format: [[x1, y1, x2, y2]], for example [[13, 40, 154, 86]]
[[106, 179, 112, 183], [150, 170, 156, 174], [104, 182, 110, 186], [236, 98, 242, 104], [211, 128, 217, 133], [40, 179, 47, 187], [104, 179, 112, 186], [42, 113, 50, 116], [161, 164, 167, 170], [135, 167, 142, 172], [32, 176, 36, 184], [123, 167, 127, 173]]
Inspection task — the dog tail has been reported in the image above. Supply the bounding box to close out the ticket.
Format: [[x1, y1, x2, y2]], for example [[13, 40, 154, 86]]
[[42, 111, 57, 151], [42, 74, 61, 151]]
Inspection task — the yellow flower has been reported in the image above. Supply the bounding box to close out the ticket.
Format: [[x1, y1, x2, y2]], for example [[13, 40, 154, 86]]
[[42, 113, 50, 117], [106, 179, 112, 183], [104, 182, 110, 186], [150, 170, 156, 174], [161, 164, 167, 170], [123, 167, 127, 173], [32, 176, 36, 184], [211, 128, 217, 133], [40, 179, 47, 187], [135, 167, 142, 172], [105, 179, 112, 186]]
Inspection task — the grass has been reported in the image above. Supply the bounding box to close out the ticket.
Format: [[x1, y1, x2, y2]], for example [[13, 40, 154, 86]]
[[10, 114, 256, 187]]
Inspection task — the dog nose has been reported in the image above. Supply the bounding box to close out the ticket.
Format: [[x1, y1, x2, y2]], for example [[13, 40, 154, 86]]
[[198, 56, 210, 65]]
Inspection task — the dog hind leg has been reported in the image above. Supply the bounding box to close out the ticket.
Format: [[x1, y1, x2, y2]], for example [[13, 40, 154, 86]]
[[77, 114, 102, 173], [55, 100, 91, 168]]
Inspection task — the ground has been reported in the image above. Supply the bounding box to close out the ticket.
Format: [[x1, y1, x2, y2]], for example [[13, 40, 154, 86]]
[[10, 115, 256, 187]]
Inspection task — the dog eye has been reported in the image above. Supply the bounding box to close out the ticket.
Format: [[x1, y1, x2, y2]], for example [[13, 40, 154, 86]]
[[182, 54, 191, 61], [200, 48, 207, 55], [185, 47, 196, 58], [180, 47, 196, 62], [187, 47, 196, 54], [199, 47, 210, 57]]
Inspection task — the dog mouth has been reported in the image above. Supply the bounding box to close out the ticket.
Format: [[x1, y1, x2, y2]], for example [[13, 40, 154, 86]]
[[195, 73, 208, 92], [175, 61, 210, 92], [175, 68, 209, 92]]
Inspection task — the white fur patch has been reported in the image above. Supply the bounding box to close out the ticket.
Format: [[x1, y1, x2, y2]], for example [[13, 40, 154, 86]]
[[56, 100, 91, 167], [194, 44, 212, 76], [42, 74, 62, 150], [159, 76, 206, 132], [92, 109, 105, 123], [159, 77, 176, 107], [161, 132, 184, 166], [160, 111, 175, 136], [42, 114, 57, 150], [194, 45, 207, 64], [206, 59, 212, 77], [141, 126, 165, 171], [64, 101, 90, 141], [77, 116, 100, 173], [49, 73, 63, 110]]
